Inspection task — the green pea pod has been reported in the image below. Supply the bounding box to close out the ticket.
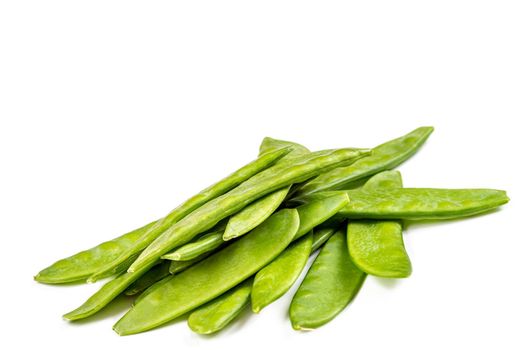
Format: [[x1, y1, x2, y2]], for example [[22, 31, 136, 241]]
[[223, 186, 290, 240], [87, 147, 293, 282], [347, 170, 412, 278], [311, 227, 337, 251], [162, 231, 225, 261], [129, 148, 371, 273], [294, 126, 434, 198], [63, 263, 154, 321], [188, 278, 253, 334], [290, 230, 366, 330], [300, 188, 509, 220], [113, 209, 300, 335], [133, 275, 173, 305], [223, 137, 310, 240], [35, 220, 157, 284], [294, 193, 349, 239], [168, 253, 211, 274], [251, 233, 313, 313], [124, 261, 171, 296]]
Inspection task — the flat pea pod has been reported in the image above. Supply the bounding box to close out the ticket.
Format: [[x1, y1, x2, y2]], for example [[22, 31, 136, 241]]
[[63, 261, 153, 320], [113, 209, 300, 335], [133, 275, 173, 305], [124, 261, 171, 296], [294, 193, 349, 239], [223, 138, 310, 240], [311, 226, 337, 251], [35, 220, 157, 284], [129, 147, 371, 273], [88, 147, 292, 282], [223, 186, 290, 241], [168, 253, 212, 274], [188, 278, 253, 334], [251, 233, 313, 313], [301, 188, 509, 220], [347, 170, 412, 278], [247, 194, 349, 312], [294, 126, 434, 198], [289, 230, 366, 330], [162, 230, 225, 261]]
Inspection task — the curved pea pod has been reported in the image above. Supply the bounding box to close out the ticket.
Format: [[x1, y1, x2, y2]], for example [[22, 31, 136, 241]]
[[251, 233, 313, 313], [294, 193, 349, 239], [63, 261, 154, 321], [129, 148, 371, 273], [188, 278, 253, 334], [168, 253, 212, 274], [124, 261, 171, 296], [113, 209, 300, 335], [162, 230, 225, 261], [294, 126, 434, 197], [258, 137, 309, 157], [133, 275, 173, 305], [311, 227, 337, 251], [347, 170, 412, 278], [88, 147, 292, 282], [289, 230, 366, 330], [223, 137, 310, 240], [223, 186, 290, 240], [347, 221, 411, 278], [35, 220, 157, 284], [302, 188, 509, 220]]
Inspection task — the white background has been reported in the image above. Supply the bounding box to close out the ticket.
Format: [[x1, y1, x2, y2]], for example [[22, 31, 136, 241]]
[[1, 1, 524, 349]]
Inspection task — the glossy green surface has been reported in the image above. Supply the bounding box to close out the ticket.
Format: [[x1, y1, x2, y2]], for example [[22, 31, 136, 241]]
[[124, 261, 171, 296], [290, 230, 366, 330], [311, 227, 337, 251], [251, 233, 313, 313], [113, 209, 300, 335], [87, 147, 292, 282], [302, 188, 509, 220], [133, 275, 173, 306], [63, 261, 155, 321], [223, 138, 310, 240], [162, 231, 225, 261], [294, 126, 434, 197], [168, 253, 212, 274], [223, 186, 290, 240], [35, 220, 157, 284], [347, 171, 411, 278], [188, 278, 252, 334], [129, 148, 370, 273], [294, 193, 349, 239]]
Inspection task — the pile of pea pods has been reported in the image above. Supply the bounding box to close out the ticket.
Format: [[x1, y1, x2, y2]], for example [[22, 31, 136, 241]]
[[35, 127, 509, 335]]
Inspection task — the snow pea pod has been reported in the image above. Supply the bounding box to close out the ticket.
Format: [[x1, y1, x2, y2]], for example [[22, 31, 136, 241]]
[[301, 188, 509, 220], [129, 148, 371, 273], [35, 220, 157, 284], [168, 253, 211, 274], [311, 227, 337, 251], [124, 261, 171, 296], [294, 193, 349, 239], [63, 260, 157, 321], [114, 209, 300, 335], [223, 186, 290, 240], [289, 230, 366, 330], [87, 147, 292, 282], [223, 138, 310, 240], [251, 233, 312, 313], [188, 278, 252, 334], [162, 230, 225, 261], [347, 170, 412, 278], [294, 126, 434, 197]]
